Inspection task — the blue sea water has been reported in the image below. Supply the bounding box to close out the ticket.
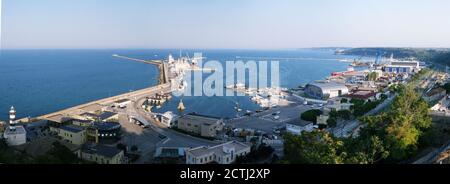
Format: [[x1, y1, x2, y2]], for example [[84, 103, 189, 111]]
[[0, 49, 359, 120]]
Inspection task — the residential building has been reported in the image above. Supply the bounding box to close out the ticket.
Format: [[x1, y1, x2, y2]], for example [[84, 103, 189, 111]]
[[177, 113, 224, 138], [54, 125, 87, 145], [186, 141, 251, 164], [78, 144, 125, 164], [305, 81, 349, 100]]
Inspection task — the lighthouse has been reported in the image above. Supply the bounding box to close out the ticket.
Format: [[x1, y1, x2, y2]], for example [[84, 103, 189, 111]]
[[3, 106, 27, 146], [9, 106, 16, 131]]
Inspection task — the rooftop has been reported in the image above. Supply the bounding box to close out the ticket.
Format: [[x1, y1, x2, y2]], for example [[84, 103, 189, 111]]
[[155, 147, 185, 158], [162, 111, 179, 119], [347, 90, 377, 100], [4, 126, 27, 135], [390, 61, 419, 67], [286, 118, 314, 127], [187, 141, 250, 158], [60, 125, 85, 133], [72, 119, 93, 123], [307, 81, 348, 90], [98, 111, 118, 120], [180, 113, 221, 126], [93, 122, 121, 131], [426, 87, 446, 97], [81, 144, 122, 158]]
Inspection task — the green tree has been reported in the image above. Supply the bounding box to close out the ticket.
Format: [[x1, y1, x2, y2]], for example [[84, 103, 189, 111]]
[[345, 135, 389, 164], [358, 86, 432, 161], [301, 109, 323, 123], [367, 72, 379, 81], [283, 131, 348, 164]]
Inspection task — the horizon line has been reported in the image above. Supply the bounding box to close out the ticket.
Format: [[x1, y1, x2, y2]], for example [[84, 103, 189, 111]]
[[1, 46, 450, 51]]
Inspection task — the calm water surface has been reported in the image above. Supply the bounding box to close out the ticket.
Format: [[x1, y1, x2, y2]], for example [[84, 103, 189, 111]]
[[0, 49, 360, 120]]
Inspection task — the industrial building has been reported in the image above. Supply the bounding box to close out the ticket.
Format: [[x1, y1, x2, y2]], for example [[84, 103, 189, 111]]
[[160, 111, 179, 127], [177, 113, 224, 138], [383, 61, 421, 74], [186, 141, 251, 164], [305, 81, 349, 100]]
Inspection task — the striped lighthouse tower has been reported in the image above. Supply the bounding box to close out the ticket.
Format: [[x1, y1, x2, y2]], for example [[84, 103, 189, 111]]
[[9, 106, 16, 131]]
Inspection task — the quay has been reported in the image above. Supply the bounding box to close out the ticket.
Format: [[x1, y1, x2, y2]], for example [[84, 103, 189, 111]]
[[35, 55, 174, 123], [37, 82, 172, 122]]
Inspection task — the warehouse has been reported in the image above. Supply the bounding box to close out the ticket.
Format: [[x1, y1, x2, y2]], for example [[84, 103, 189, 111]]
[[305, 81, 349, 100]]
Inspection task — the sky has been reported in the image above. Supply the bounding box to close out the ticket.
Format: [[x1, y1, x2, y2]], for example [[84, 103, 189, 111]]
[[1, 0, 450, 49]]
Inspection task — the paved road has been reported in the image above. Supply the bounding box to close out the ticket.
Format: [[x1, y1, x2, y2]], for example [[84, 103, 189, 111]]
[[37, 83, 171, 121], [117, 99, 218, 164], [330, 94, 398, 138], [226, 102, 311, 133], [136, 97, 218, 146]]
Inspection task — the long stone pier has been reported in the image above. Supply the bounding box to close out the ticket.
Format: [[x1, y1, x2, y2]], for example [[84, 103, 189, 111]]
[[33, 58, 173, 123]]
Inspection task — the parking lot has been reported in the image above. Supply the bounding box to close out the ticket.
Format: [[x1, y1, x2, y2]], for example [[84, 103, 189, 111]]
[[226, 103, 313, 133]]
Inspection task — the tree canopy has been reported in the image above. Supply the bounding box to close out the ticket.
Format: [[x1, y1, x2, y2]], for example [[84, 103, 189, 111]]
[[301, 109, 323, 123], [284, 85, 432, 164]]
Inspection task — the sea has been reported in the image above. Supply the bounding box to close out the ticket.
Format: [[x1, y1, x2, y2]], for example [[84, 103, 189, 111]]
[[0, 49, 366, 120]]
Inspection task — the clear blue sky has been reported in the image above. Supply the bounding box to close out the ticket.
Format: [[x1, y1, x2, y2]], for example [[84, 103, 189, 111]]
[[2, 0, 450, 49]]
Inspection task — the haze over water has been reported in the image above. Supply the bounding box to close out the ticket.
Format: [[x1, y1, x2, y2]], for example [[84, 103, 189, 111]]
[[0, 49, 358, 120]]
